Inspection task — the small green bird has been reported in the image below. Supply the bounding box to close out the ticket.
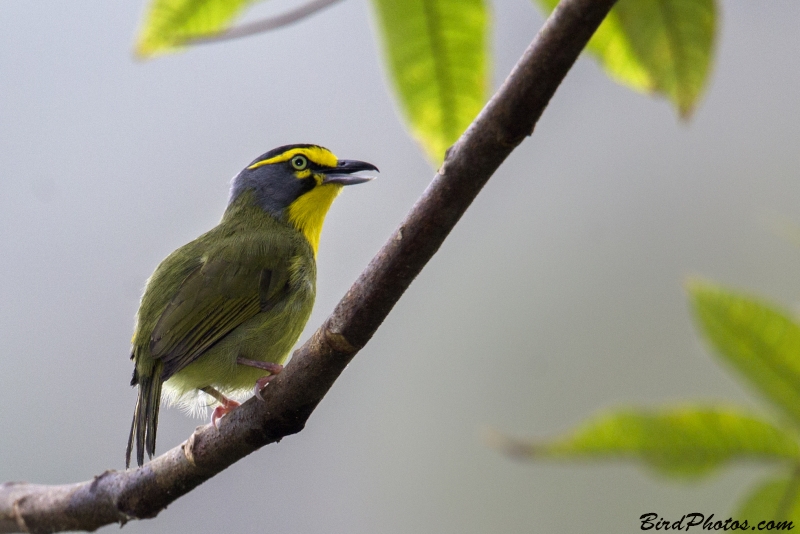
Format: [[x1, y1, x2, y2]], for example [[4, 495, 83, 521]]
[[126, 144, 377, 468]]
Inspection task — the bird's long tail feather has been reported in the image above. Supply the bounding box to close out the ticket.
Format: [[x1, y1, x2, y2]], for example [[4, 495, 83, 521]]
[[126, 363, 163, 468]]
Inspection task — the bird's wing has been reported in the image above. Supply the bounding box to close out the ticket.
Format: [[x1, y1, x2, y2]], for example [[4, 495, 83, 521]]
[[149, 256, 290, 380]]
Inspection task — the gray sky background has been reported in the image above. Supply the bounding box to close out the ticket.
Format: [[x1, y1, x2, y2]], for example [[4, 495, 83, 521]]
[[1, 1, 799, 532]]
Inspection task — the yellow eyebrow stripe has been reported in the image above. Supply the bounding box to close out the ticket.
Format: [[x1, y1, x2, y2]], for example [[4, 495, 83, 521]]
[[247, 147, 338, 170]]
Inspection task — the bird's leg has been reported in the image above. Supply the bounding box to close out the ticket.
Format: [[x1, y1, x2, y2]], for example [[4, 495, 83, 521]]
[[236, 357, 283, 374], [236, 357, 284, 402], [201, 386, 241, 429]]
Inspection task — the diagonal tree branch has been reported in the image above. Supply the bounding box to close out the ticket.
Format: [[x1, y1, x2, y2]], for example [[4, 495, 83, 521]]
[[0, 0, 617, 531]]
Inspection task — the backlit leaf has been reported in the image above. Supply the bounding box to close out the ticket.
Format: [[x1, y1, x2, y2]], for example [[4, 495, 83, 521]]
[[371, 0, 489, 163], [737, 476, 800, 527], [136, 0, 256, 57], [534, 0, 716, 117], [494, 406, 800, 478], [688, 280, 800, 427]]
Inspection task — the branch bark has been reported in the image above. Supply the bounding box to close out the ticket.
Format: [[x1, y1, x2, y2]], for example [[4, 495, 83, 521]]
[[0, 0, 617, 531]]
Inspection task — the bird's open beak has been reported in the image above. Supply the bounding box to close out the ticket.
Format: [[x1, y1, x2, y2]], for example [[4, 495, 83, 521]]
[[322, 159, 379, 186]]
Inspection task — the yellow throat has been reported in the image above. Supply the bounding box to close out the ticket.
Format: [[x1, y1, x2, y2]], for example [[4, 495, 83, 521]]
[[286, 182, 343, 257]]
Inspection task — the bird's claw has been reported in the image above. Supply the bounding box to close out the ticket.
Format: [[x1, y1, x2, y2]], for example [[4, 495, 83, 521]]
[[253, 365, 284, 401], [211, 398, 241, 429]]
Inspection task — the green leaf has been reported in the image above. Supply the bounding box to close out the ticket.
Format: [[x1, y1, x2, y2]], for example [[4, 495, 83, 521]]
[[688, 280, 800, 427], [136, 0, 256, 57], [370, 0, 489, 163], [493, 406, 800, 478], [534, 0, 716, 117], [737, 475, 800, 527]]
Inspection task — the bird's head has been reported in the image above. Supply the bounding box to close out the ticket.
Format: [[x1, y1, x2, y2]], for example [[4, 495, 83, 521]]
[[229, 144, 378, 255]]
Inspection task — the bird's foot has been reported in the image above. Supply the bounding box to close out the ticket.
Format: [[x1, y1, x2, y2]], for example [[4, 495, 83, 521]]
[[253, 373, 279, 401], [236, 357, 284, 402], [202, 386, 241, 429], [211, 397, 241, 429]]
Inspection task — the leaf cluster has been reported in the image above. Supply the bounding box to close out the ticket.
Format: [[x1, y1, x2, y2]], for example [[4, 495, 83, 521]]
[[496, 281, 800, 523], [135, 0, 717, 163]]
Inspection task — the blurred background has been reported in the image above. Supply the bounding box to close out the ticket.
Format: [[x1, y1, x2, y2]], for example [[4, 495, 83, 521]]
[[1, 0, 799, 532]]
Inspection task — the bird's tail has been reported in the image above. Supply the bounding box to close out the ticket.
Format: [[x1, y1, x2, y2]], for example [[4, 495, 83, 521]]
[[126, 362, 163, 468]]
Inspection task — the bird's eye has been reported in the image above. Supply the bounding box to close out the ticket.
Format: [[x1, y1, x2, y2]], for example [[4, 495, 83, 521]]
[[291, 155, 308, 171]]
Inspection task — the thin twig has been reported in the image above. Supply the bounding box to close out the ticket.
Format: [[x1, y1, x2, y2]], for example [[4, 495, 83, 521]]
[[0, 0, 617, 531], [183, 0, 344, 46]]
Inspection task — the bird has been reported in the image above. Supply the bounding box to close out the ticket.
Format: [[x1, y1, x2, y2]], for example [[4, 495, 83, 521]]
[[126, 144, 377, 468]]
